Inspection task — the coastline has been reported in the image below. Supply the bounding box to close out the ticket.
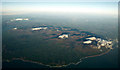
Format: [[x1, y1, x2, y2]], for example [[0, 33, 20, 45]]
[[4, 49, 112, 68]]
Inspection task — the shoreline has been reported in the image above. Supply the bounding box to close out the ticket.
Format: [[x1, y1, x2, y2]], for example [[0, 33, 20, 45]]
[[4, 49, 112, 68]]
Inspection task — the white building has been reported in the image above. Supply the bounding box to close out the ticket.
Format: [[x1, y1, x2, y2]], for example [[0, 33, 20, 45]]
[[58, 34, 68, 39], [86, 37, 96, 40], [83, 40, 92, 44]]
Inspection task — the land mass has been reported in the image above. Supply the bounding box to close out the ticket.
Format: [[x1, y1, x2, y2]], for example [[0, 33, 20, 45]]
[[3, 24, 113, 67]]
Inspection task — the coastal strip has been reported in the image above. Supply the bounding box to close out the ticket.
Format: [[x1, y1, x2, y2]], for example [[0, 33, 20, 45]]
[[4, 49, 112, 68]]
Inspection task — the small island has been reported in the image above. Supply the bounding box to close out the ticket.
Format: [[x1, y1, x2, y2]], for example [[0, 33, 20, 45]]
[[3, 24, 113, 67]]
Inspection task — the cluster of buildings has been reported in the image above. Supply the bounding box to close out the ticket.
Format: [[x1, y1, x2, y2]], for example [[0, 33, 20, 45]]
[[32, 27, 47, 31], [83, 37, 113, 49], [10, 18, 29, 21]]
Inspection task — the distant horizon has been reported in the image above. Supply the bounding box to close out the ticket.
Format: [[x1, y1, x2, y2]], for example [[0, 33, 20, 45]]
[[2, 2, 118, 16], [1, 0, 120, 2]]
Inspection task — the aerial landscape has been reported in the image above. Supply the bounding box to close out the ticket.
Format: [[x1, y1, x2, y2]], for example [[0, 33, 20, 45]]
[[2, 2, 118, 68]]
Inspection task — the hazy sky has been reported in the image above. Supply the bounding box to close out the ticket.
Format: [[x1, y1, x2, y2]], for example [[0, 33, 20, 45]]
[[2, 2, 118, 15], [2, 0, 120, 2]]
